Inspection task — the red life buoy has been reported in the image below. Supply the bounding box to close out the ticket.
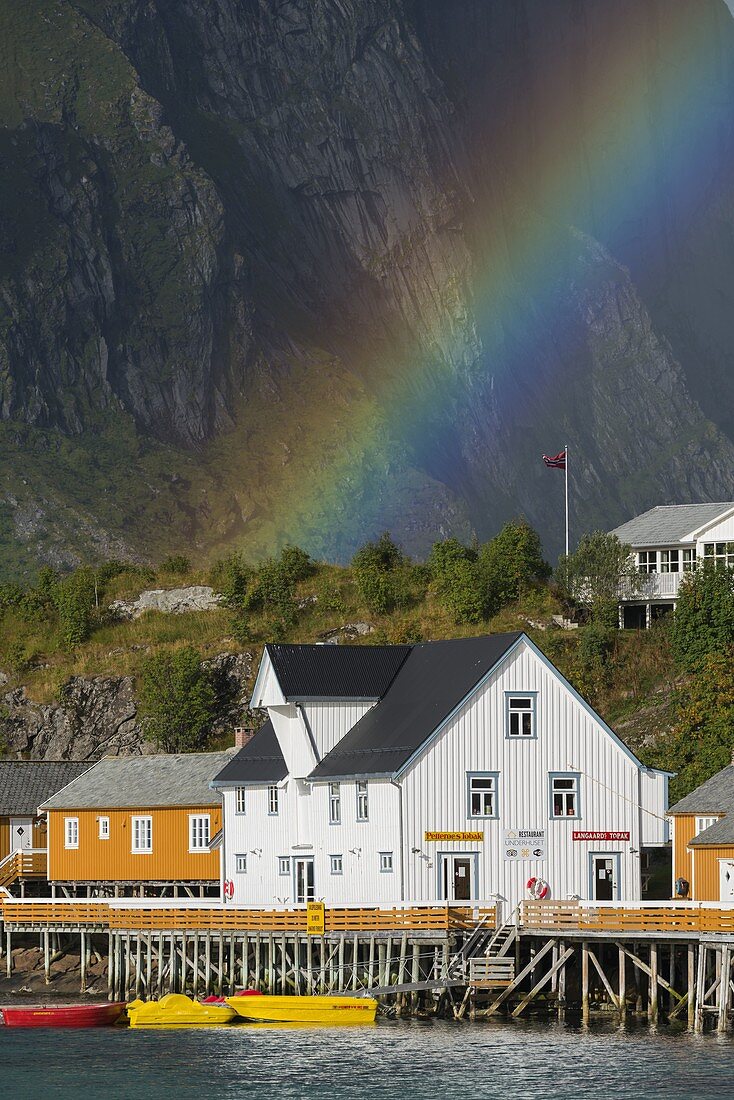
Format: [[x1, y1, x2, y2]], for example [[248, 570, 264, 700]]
[[223, 878, 234, 900], [527, 877, 550, 900], [526, 877, 537, 893]]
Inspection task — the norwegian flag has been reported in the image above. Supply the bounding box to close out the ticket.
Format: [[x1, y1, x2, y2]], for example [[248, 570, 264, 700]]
[[542, 449, 566, 470]]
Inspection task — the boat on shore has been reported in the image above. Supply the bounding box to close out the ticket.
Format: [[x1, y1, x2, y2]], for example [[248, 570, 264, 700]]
[[126, 993, 237, 1028], [1, 1002, 126, 1028], [225, 994, 378, 1024]]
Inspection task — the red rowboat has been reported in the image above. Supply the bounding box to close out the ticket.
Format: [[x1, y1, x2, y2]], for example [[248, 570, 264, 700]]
[[1, 1002, 126, 1028]]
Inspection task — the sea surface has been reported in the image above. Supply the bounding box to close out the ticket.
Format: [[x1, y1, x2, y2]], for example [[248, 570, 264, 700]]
[[1, 1018, 732, 1100]]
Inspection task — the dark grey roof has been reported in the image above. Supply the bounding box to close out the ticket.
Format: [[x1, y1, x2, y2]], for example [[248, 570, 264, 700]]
[[211, 721, 287, 787], [689, 816, 734, 847], [309, 633, 523, 779], [668, 764, 734, 816], [40, 751, 234, 810], [0, 761, 91, 816], [266, 642, 410, 701], [610, 503, 734, 547]]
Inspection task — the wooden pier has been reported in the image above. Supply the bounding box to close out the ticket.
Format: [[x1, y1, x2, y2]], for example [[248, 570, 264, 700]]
[[2, 897, 734, 1030]]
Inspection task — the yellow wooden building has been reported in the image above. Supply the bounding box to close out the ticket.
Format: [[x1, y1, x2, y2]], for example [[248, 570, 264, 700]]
[[0, 760, 90, 890], [39, 752, 233, 892], [668, 762, 734, 902]]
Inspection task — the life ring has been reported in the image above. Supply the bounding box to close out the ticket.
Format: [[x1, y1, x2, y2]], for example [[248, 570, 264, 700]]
[[223, 878, 235, 900], [526, 877, 550, 900]]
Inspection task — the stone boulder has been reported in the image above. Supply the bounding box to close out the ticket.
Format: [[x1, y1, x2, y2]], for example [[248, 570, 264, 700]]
[[109, 586, 223, 620]]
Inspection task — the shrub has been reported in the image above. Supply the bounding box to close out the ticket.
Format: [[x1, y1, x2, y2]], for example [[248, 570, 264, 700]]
[[428, 538, 486, 624], [159, 554, 192, 575], [138, 646, 217, 753], [477, 520, 550, 608], [671, 564, 734, 672], [557, 531, 638, 623], [53, 568, 97, 648], [352, 533, 409, 615]]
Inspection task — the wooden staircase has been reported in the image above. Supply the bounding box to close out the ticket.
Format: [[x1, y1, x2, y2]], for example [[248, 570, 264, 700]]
[[0, 849, 47, 891]]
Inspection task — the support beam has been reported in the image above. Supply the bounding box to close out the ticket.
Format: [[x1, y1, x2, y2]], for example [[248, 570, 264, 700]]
[[615, 943, 685, 1003], [484, 938, 555, 1016], [588, 946, 620, 1009], [511, 947, 575, 1018]]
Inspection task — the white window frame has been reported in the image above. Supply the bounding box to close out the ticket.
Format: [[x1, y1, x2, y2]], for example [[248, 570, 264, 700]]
[[506, 694, 537, 739], [550, 774, 580, 820], [188, 813, 211, 852], [235, 787, 246, 815], [131, 815, 153, 854], [659, 549, 679, 574], [328, 782, 341, 825], [356, 781, 369, 822], [703, 542, 734, 569], [98, 816, 110, 840], [682, 548, 695, 572], [696, 815, 719, 836], [330, 854, 343, 876], [235, 853, 247, 874], [278, 856, 290, 877], [268, 785, 279, 816], [467, 772, 498, 819], [637, 550, 658, 574], [64, 816, 79, 850], [379, 851, 394, 873]]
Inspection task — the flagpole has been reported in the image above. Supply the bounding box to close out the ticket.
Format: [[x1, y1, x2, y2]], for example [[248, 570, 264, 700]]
[[565, 443, 569, 561]]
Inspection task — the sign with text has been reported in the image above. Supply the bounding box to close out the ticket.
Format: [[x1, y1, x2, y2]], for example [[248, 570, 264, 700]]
[[306, 901, 325, 935], [503, 829, 546, 861], [424, 831, 484, 843], [572, 831, 630, 842]]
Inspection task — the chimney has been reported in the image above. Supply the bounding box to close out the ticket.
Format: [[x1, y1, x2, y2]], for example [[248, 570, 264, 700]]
[[234, 724, 257, 750]]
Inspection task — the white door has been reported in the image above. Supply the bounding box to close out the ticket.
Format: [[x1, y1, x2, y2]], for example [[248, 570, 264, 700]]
[[294, 858, 315, 904], [9, 817, 33, 853], [439, 854, 477, 902], [719, 860, 734, 902]]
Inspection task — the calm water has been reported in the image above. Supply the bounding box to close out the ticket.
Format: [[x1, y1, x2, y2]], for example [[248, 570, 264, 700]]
[[1, 1018, 733, 1100]]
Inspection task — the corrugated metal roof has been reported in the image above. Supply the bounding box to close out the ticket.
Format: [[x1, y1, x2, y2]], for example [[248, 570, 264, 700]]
[[266, 642, 410, 700], [0, 761, 91, 816], [610, 503, 734, 547], [668, 764, 734, 816], [211, 721, 287, 786], [309, 633, 523, 779], [40, 751, 234, 810]]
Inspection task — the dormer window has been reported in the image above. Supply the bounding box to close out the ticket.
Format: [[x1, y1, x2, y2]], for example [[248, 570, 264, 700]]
[[506, 695, 536, 739]]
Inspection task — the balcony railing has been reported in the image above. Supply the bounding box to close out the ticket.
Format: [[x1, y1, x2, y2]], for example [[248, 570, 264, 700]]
[[618, 572, 683, 600]]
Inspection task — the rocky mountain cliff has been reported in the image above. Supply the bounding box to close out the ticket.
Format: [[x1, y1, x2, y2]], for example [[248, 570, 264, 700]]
[[3, 0, 734, 576]]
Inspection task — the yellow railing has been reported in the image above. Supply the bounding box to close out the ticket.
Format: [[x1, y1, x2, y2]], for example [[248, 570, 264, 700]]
[[1, 899, 496, 934], [0, 850, 47, 889], [521, 900, 734, 934]]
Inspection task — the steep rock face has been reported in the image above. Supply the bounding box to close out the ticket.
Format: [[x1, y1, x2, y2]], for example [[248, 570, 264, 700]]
[[0, 650, 253, 759], [2, 0, 734, 571]]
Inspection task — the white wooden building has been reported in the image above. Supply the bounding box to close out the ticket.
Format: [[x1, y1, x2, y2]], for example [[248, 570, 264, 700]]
[[212, 635, 670, 910], [611, 502, 734, 628]]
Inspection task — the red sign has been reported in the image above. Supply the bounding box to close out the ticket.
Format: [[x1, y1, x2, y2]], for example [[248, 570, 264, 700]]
[[572, 831, 630, 842]]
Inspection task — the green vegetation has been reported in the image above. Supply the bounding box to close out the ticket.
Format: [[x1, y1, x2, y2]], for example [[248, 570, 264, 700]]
[[1, 522, 733, 802]]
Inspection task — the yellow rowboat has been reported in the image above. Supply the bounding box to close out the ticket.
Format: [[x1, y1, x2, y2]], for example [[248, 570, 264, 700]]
[[126, 993, 237, 1028], [225, 994, 378, 1025]]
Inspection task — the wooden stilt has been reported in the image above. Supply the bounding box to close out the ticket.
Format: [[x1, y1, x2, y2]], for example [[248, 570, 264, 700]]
[[44, 930, 51, 985], [157, 932, 164, 998], [192, 933, 199, 997], [107, 932, 113, 1001], [588, 946, 619, 1008], [80, 931, 86, 993], [581, 941, 590, 1022], [181, 933, 188, 994], [135, 934, 143, 997], [511, 947, 575, 1017], [694, 943, 707, 1033], [229, 935, 236, 995], [718, 945, 731, 1033], [146, 932, 152, 994], [205, 932, 212, 995], [484, 938, 555, 1016], [618, 944, 626, 1020], [218, 933, 225, 996], [368, 936, 375, 990], [557, 939, 566, 1017], [687, 943, 696, 1029], [338, 934, 345, 992], [649, 943, 659, 1025]]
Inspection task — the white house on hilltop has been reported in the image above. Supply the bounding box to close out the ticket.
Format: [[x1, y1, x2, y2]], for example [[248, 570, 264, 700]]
[[212, 635, 670, 910], [610, 502, 734, 628]]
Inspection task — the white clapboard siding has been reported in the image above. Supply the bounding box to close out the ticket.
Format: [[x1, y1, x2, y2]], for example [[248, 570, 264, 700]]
[[301, 701, 375, 761]]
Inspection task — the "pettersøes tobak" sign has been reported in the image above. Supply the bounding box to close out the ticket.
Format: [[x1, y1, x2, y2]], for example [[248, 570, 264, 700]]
[[572, 831, 630, 841]]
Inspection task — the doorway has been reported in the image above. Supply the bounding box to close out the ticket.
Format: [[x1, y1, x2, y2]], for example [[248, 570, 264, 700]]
[[719, 860, 734, 903], [590, 853, 620, 901], [294, 857, 315, 904], [439, 853, 478, 902], [9, 817, 33, 853]]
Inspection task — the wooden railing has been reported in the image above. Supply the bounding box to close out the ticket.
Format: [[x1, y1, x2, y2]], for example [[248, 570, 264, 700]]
[[0, 849, 47, 889], [521, 900, 734, 934], [1, 899, 496, 934]]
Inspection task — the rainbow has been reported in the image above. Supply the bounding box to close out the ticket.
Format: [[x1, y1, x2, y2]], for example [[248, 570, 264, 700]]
[[233, 3, 733, 562]]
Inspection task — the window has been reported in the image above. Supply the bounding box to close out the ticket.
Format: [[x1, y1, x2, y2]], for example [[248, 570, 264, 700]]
[[506, 695, 536, 738], [235, 787, 246, 815], [696, 816, 719, 835], [131, 815, 153, 854], [379, 852, 393, 873], [659, 549, 679, 574], [682, 548, 695, 572], [64, 817, 79, 849], [328, 782, 341, 825], [550, 775, 580, 819], [268, 786, 279, 815], [98, 816, 110, 840], [330, 854, 343, 875], [703, 542, 734, 569], [467, 773, 498, 818], [356, 781, 369, 822], [637, 551, 657, 573], [189, 814, 210, 851], [235, 853, 247, 874], [278, 856, 290, 876]]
